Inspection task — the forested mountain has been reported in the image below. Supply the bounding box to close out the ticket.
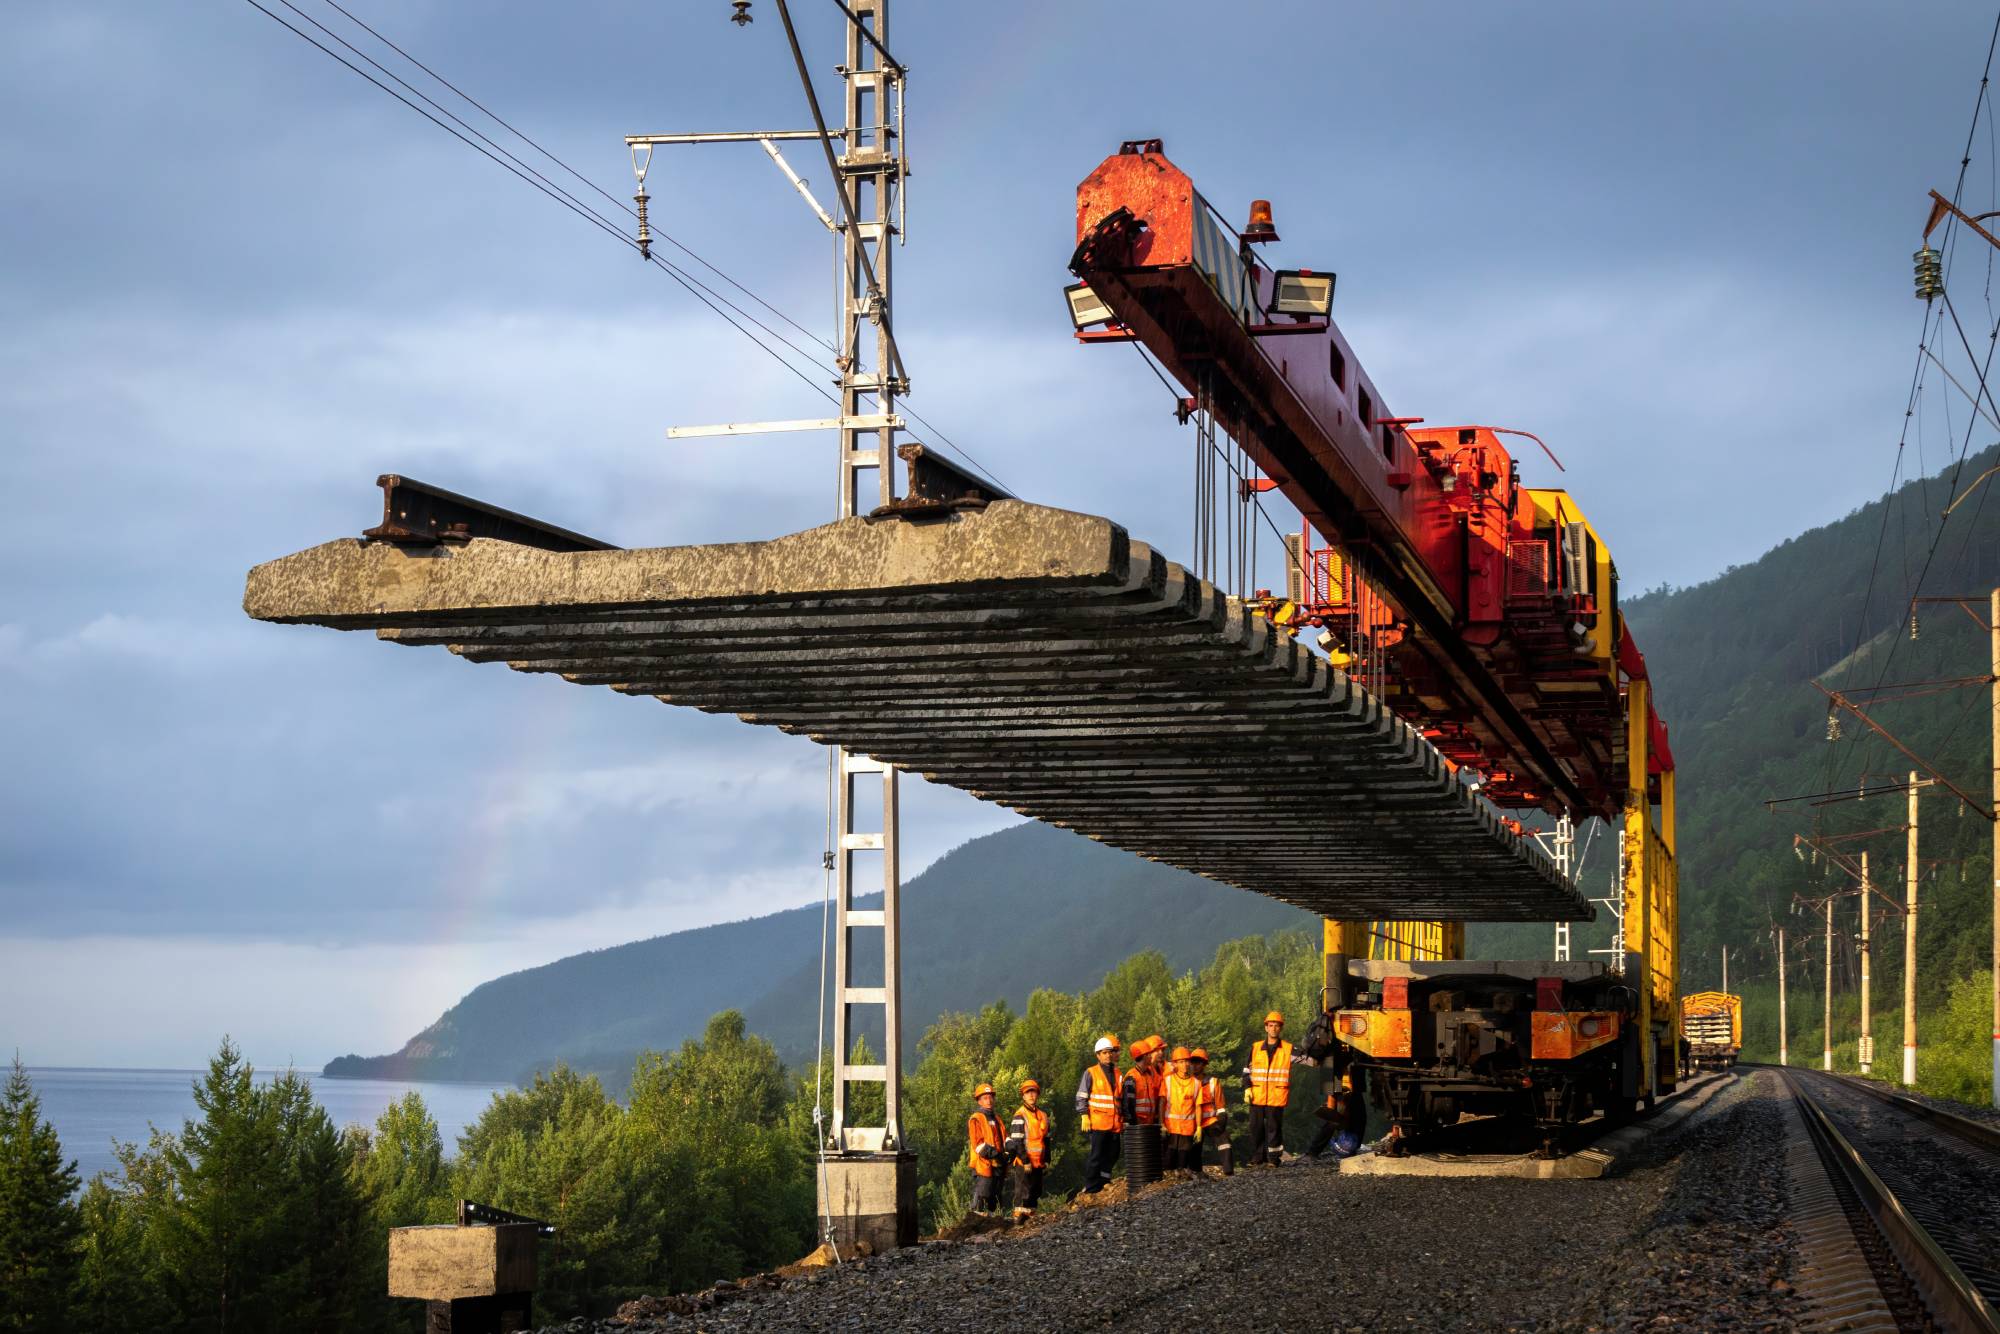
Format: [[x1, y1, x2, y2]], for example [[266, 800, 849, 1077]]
[[325, 820, 1311, 1088], [1629, 443, 1998, 1000], [334, 446, 1998, 1090]]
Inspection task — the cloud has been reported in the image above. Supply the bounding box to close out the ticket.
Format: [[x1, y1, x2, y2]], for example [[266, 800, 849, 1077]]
[[3, 0, 1991, 1066]]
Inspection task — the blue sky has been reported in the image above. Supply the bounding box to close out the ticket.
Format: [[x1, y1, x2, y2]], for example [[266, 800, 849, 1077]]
[[3, 0, 1994, 1066]]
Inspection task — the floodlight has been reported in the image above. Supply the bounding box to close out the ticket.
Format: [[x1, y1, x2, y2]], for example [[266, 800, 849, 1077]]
[[1270, 269, 1335, 318], [1065, 282, 1116, 330]]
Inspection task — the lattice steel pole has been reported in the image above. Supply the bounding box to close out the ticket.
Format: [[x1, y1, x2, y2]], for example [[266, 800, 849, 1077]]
[[825, 0, 912, 1213]]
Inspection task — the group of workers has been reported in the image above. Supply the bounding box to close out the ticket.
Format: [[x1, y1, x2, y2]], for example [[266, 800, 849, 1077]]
[[968, 1007, 1363, 1212]]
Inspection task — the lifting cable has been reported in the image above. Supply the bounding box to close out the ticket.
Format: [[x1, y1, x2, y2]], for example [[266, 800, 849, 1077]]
[[1132, 343, 1313, 602], [813, 748, 841, 1263]]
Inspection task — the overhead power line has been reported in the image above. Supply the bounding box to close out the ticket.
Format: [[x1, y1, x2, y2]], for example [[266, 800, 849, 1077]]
[[242, 0, 843, 407], [242, 0, 1011, 487], [1825, 6, 2000, 792]]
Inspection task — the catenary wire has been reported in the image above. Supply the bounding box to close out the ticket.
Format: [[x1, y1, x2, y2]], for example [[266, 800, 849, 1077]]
[[271, 0, 844, 389], [1823, 7, 2000, 791], [242, 0, 845, 408], [315, 0, 839, 356], [249, 0, 1015, 479]]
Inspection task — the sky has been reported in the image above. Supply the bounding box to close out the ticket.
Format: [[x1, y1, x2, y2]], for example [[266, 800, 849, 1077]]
[[3, 0, 1996, 1067]]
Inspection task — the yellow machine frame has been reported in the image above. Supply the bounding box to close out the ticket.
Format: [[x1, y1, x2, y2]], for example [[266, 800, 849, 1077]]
[[1622, 660, 1679, 1098]]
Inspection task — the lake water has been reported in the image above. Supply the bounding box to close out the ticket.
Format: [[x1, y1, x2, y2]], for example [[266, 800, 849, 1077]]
[[27, 1067, 516, 1186]]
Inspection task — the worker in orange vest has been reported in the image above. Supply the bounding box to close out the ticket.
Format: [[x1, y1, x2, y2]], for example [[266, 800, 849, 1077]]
[[1122, 1035, 1165, 1126], [1243, 1010, 1307, 1165], [1161, 1046, 1204, 1174], [1191, 1047, 1229, 1174], [1007, 1079, 1052, 1217], [1073, 1034, 1122, 1193], [967, 1083, 1009, 1214]]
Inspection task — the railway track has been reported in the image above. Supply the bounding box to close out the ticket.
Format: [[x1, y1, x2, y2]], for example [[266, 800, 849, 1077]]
[[1772, 1065, 2000, 1332]]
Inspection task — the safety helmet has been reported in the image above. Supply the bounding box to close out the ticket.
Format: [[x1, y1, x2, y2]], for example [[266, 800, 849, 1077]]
[[1264, 1011, 1285, 1026], [1170, 1046, 1191, 1062], [1020, 1079, 1041, 1094], [1146, 1034, 1165, 1053], [1190, 1048, 1209, 1062], [973, 1083, 995, 1099], [1095, 1035, 1120, 1054]]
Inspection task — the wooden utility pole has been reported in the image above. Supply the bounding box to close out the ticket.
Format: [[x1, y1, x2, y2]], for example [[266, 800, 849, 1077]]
[[1905, 770, 1921, 1087], [1859, 850, 1873, 1074], [1823, 896, 1834, 1071], [1778, 928, 1789, 1067]]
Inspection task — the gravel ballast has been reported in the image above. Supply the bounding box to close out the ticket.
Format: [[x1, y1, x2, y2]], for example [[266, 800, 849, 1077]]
[[540, 1071, 1808, 1333]]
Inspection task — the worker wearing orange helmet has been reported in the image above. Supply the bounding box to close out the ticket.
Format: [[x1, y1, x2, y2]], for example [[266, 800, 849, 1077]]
[[1007, 1079, 1052, 1216], [1243, 1010, 1308, 1165], [1160, 1046, 1203, 1174], [967, 1083, 1009, 1214], [1073, 1034, 1123, 1193], [1191, 1048, 1229, 1174], [1121, 1034, 1166, 1127]]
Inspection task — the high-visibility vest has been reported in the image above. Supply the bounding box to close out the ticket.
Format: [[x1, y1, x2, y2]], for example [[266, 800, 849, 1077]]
[[968, 1108, 1006, 1176], [1130, 1066, 1162, 1124], [1247, 1040, 1294, 1107], [1162, 1073, 1202, 1137], [1011, 1105, 1051, 1168], [1085, 1063, 1123, 1132], [1200, 1075, 1225, 1131]]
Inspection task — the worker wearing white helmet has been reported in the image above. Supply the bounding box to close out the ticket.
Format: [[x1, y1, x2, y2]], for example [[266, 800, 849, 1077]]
[[1074, 1033, 1123, 1193]]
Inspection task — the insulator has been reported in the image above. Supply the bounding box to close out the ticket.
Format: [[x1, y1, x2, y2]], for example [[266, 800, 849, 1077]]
[[1914, 246, 1944, 301], [1825, 708, 1841, 741], [634, 187, 652, 260], [1909, 610, 1920, 641], [730, 0, 753, 24]]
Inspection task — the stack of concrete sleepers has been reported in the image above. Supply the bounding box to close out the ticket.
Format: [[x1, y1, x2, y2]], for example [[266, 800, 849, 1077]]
[[244, 500, 1586, 922]]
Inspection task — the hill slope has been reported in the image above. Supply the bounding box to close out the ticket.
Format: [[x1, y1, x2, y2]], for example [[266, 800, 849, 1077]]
[[325, 820, 1312, 1086], [1472, 444, 1999, 976]]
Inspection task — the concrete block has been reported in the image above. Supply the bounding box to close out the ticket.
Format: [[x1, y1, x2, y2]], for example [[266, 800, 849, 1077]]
[[388, 1224, 538, 1300], [817, 1152, 917, 1254]]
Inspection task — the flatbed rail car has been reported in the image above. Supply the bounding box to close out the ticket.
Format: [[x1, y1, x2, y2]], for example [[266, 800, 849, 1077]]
[[1681, 991, 1742, 1070]]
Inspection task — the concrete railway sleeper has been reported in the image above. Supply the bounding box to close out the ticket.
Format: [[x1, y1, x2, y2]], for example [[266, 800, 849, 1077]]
[[244, 500, 1585, 921]]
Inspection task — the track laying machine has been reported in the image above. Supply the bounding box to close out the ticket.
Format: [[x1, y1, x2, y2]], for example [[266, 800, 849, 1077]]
[[1068, 140, 1680, 1150]]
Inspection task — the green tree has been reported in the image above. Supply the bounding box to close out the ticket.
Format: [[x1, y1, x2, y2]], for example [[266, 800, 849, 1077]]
[[0, 1058, 81, 1332], [625, 1013, 812, 1291], [71, 1174, 161, 1330], [456, 1064, 631, 1318], [121, 1039, 373, 1333], [354, 1092, 453, 1228]]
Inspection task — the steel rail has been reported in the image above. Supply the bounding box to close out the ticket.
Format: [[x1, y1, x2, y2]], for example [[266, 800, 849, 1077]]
[[1779, 1067, 2000, 1333], [1798, 1067, 2000, 1156]]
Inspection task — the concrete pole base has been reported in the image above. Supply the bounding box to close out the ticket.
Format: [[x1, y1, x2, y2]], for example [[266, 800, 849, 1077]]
[[816, 1151, 917, 1256]]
